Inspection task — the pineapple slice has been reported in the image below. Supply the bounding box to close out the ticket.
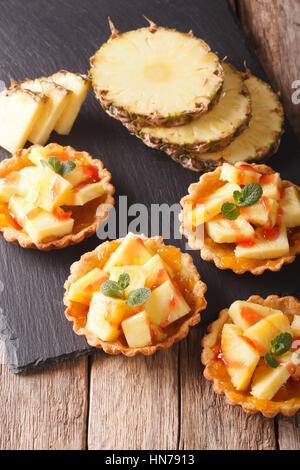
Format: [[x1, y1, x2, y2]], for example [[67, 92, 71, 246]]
[[281, 186, 300, 228], [69, 182, 104, 206], [240, 197, 279, 227], [26, 163, 72, 212], [0, 86, 47, 153], [67, 268, 108, 305], [145, 279, 190, 327], [50, 71, 90, 135], [86, 292, 129, 341], [260, 173, 282, 200], [143, 254, 173, 289], [90, 24, 223, 127], [235, 225, 289, 259], [9, 195, 74, 244], [251, 353, 292, 401], [109, 265, 146, 295], [189, 183, 241, 226], [206, 215, 254, 244], [21, 78, 69, 145], [228, 300, 282, 331], [121, 311, 152, 348], [220, 162, 261, 186], [104, 233, 153, 273], [291, 315, 300, 336], [221, 324, 260, 391], [243, 313, 292, 356]]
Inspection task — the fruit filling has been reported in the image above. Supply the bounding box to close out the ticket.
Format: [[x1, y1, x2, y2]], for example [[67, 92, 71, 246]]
[[0, 144, 105, 244], [66, 233, 192, 348]]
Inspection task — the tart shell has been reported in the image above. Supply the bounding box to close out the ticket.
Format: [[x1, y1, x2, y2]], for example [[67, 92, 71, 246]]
[[202, 295, 300, 418], [179, 163, 300, 275], [0, 144, 115, 250], [64, 235, 207, 356]]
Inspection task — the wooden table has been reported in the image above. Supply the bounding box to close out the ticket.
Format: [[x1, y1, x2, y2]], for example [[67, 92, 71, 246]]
[[0, 0, 299, 450]]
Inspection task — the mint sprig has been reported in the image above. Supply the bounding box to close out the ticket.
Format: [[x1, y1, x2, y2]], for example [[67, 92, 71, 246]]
[[126, 288, 151, 307], [101, 274, 151, 307], [221, 183, 263, 221], [221, 202, 240, 221], [42, 156, 76, 177], [100, 280, 124, 299], [264, 352, 279, 369], [264, 332, 293, 369]]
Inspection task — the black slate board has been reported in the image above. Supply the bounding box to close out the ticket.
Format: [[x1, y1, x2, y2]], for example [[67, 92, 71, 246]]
[[1, 0, 300, 373]]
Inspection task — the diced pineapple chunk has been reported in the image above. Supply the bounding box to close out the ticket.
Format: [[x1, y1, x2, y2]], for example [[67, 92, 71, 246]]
[[109, 265, 146, 295], [291, 315, 300, 336], [50, 71, 90, 135], [26, 163, 72, 211], [235, 225, 289, 259], [0, 87, 47, 153], [243, 313, 292, 356], [251, 353, 292, 400], [221, 162, 261, 185], [145, 279, 190, 327], [70, 182, 104, 206], [281, 186, 300, 228], [240, 197, 279, 227], [0, 172, 20, 202], [228, 300, 282, 331], [189, 183, 241, 226], [17, 167, 41, 198], [21, 78, 69, 145], [260, 172, 282, 200], [9, 195, 74, 244], [86, 292, 129, 341], [206, 215, 254, 243], [67, 268, 108, 305], [221, 323, 260, 391], [27, 146, 49, 166], [121, 310, 152, 348], [64, 166, 90, 187], [143, 254, 173, 289], [104, 233, 153, 273]]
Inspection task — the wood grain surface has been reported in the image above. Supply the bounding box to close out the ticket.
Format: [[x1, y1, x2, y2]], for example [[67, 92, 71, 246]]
[[0, 0, 299, 450]]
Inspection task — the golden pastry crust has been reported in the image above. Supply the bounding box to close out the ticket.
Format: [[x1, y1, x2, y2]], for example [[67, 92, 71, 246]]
[[0, 144, 115, 250], [64, 234, 207, 356], [179, 163, 300, 274], [202, 295, 300, 418]]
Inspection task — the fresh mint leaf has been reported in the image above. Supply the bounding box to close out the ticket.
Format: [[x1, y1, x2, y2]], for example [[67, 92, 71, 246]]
[[48, 156, 62, 173], [237, 183, 263, 207], [60, 160, 76, 177], [264, 352, 279, 369], [221, 202, 240, 220], [126, 288, 151, 307], [233, 190, 244, 205], [270, 332, 293, 356], [101, 280, 124, 299], [118, 273, 130, 290]]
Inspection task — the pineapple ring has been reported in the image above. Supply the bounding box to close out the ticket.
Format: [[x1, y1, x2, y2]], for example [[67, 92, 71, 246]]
[[202, 295, 300, 418], [179, 163, 300, 275], [64, 235, 207, 356], [0, 144, 115, 250], [90, 22, 224, 128]]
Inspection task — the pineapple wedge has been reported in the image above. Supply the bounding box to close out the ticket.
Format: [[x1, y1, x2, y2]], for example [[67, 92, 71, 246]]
[[251, 354, 292, 401], [145, 279, 190, 327], [67, 268, 108, 305], [21, 78, 69, 145], [121, 311, 152, 348], [109, 265, 146, 295], [189, 183, 241, 226], [104, 233, 153, 272], [86, 292, 129, 341], [243, 313, 292, 356], [235, 225, 289, 259], [228, 300, 282, 331], [221, 324, 260, 391], [281, 186, 300, 228], [291, 315, 300, 336], [26, 163, 72, 212], [143, 254, 173, 289], [260, 172, 282, 200], [0, 86, 47, 153], [50, 71, 90, 135], [206, 215, 254, 243], [9, 195, 74, 244], [240, 197, 279, 227], [70, 182, 104, 206], [220, 162, 261, 186]]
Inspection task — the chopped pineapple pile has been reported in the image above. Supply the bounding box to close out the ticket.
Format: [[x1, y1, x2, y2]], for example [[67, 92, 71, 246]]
[[0, 145, 104, 244], [67, 233, 191, 348], [221, 300, 300, 400], [0, 71, 90, 153], [189, 162, 300, 260]]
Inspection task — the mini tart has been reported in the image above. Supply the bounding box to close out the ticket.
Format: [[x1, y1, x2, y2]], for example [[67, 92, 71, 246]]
[[180, 162, 300, 275], [64, 233, 207, 356], [0, 143, 114, 250], [202, 295, 300, 418]]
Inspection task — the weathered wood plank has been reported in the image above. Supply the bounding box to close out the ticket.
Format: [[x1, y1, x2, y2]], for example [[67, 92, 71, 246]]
[[0, 354, 88, 450], [277, 415, 300, 450], [88, 349, 179, 450], [179, 327, 276, 450], [238, 0, 300, 140]]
